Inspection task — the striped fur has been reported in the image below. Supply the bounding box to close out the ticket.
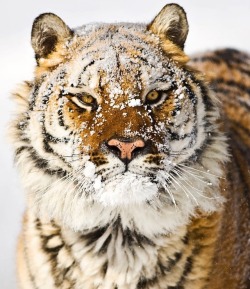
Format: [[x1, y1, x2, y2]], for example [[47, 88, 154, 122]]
[[10, 4, 249, 289]]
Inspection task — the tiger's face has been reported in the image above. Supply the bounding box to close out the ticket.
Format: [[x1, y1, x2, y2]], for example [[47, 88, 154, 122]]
[[32, 25, 203, 205], [14, 6, 227, 236]]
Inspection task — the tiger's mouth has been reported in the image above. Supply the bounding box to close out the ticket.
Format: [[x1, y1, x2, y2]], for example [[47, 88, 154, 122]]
[[97, 159, 160, 177], [92, 154, 166, 184], [75, 155, 174, 207]]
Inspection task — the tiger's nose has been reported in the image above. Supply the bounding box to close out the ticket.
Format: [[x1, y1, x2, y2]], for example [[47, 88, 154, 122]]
[[107, 138, 145, 161]]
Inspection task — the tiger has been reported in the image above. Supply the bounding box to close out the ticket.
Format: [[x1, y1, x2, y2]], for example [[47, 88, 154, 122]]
[[10, 3, 250, 289]]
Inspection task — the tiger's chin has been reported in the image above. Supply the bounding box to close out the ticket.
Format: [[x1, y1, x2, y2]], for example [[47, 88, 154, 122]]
[[92, 171, 159, 207]]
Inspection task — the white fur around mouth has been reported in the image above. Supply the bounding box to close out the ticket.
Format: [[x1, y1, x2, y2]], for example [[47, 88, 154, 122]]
[[92, 171, 159, 207]]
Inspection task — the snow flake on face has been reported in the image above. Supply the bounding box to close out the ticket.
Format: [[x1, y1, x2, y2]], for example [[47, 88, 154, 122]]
[[124, 125, 135, 137], [83, 161, 96, 178], [127, 98, 141, 107], [178, 93, 185, 100]]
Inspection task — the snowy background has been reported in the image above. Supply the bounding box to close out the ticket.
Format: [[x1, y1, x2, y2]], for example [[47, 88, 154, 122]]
[[0, 0, 249, 288]]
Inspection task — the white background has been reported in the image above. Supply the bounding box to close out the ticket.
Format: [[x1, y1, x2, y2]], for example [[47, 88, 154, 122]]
[[0, 0, 249, 288]]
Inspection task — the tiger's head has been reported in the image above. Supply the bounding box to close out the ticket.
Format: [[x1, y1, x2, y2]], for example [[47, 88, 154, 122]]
[[12, 4, 228, 236]]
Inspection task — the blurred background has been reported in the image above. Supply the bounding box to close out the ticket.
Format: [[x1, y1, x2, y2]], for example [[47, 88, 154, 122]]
[[0, 0, 249, 288]]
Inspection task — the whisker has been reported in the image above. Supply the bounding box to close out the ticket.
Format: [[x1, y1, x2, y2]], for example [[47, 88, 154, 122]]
[[173, 167, 219, 200], [176, 165, 209, 185], [178, 163, 224, 179], [65, 158, 85, 164], [38, 166, 83, 195], [167, 173, 189, 199], [164, 184, 177, 208], [62, 153, 84, 158], [158, 172, 177, 208], [169, 152, 188, 156], [170, 172, 199, 205], [174, 168, 206, 192]]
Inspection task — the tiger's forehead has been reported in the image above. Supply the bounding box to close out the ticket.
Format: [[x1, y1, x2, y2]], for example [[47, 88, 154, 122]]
[[64, 23, 174, 98], [37, 22, 188, 111]]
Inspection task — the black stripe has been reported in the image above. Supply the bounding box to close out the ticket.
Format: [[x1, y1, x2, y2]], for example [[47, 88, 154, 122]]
[[77, 59, 98, 86], [137, 276, 158, 289], [43, 243, 64, 254], [83, 227, 107, 246], [179, 129, 219, 166], [230, 119, 250, 137], [39, 113, 73, 167], [176, 255, 193, 287], [82, 60, 96, 72], [192, 55, 221, 65], [29, 84, 40, 111], [57, 107, 65, 127], [16, 121, 31, 144], [17, 134, 30, 144], [230, 141, 250, 210], [15, 146, 30, 157], [18, 146, 68, 178], [33, 83, 54, 111], [192, 52, 250, 77], [122, 228, 155, 247], [98, 234, 112, 254], [39, 221, 65, 287], [23, 229, 40, 289], [115, 50, 122, 74], [169, 129, 197, 141], [212, 78, 250, 95], [117, 32, 150, 51], [135, 55, 149, 66], [102, 261, 108, 276], [43, 132, 70, 144], [185, 83, 198, 105], [56, 69, 66, 81], [213, 86, 249, 103], [196, 79, 215, 112], [15, 146, 49, 171], [182, 234, 189, 245], [230, 125, 250, 159], [214, 48, 249, 65], [158, 251, 183, 275]]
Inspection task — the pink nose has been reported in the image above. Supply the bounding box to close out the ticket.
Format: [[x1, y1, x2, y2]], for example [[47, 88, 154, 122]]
[[107, 139, 145, 160]]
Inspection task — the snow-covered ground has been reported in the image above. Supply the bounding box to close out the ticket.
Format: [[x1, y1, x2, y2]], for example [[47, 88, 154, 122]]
[[1, 0, 249, 287]]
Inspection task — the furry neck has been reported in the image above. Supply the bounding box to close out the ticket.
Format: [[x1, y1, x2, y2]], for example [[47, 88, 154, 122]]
[[24, 210, 220, 289]]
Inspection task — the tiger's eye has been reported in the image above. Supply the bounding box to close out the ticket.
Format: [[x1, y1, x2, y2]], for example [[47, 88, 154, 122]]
[[80, 94, 95, 105], [70, 92, 98, 111], [145, 90, 161, 104]]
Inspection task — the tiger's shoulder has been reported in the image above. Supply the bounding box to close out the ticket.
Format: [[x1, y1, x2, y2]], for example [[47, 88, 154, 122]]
[[190, 49, 250, 188], [190, 48, 250, 288]]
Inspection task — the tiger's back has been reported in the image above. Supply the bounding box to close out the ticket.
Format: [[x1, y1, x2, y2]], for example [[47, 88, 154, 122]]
[[191, 48, 250, 288]]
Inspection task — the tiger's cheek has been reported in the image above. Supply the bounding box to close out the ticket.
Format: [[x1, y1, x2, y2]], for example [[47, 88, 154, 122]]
[[62, 100, 90, 129]]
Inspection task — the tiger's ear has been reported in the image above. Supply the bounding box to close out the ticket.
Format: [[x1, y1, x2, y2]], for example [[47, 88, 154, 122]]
[[148, 4, 188, 49], [31, 13, 73, 61]]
